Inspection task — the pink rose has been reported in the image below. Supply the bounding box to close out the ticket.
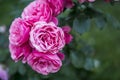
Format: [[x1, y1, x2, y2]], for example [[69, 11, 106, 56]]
[[57, 52, 65, 60], [51, 17, 58, 25], [9, 43, 31, 63], [64, 0, 74, 8], [9, 18, 30, 46], [27, 51, 62, 75], [47, 0, 64, 16], [21, 0, 52, 24], [30, 21, 65, 54], [62, 26, 73, 44], [78, 0, 95, 3]]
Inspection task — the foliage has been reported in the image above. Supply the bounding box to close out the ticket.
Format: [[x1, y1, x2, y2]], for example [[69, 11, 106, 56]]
[[0, 0, 120, 80]]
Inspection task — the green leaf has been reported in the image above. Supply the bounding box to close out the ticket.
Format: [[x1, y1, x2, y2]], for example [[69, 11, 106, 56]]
[[61, 65, 75, 77], [8, 61, 18, 75], [95, 16, 107, 29], [84, 7, 103, 18], [28, 77, 40, 80], [107, 15, 120, 29], [54, 65, 78, 80], [0, 49, 9, 62], [18, 64, 26, 75], [81, 45, 94, 57], [73, 17, 91, 34], [84, 58, 94, 71], [70, 51, 85, 68], [73, 0, 78, 3]]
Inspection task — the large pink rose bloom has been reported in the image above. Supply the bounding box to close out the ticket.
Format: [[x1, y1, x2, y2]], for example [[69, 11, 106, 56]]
[[30, 21, 65, 54], [27, 51, 62, 75], [47, 0, 64, 16], [62, 26, 73, 44], [9, 43, 31, 63], [9, 18, 30, 46], [64, 0, 74, 8], [21, 0, 52, 24], [57, 52, 65, 61]]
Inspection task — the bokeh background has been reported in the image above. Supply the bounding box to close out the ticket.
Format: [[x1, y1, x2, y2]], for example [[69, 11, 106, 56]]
[[0, 0, 120, 80]]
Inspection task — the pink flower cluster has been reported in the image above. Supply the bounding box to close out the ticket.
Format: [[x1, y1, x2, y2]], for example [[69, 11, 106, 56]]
[[0, 65, 8, 80], [9, 0, 73, 75]]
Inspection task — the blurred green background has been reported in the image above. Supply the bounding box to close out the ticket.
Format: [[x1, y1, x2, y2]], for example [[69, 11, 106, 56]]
[[0, 0, 120, 80]]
